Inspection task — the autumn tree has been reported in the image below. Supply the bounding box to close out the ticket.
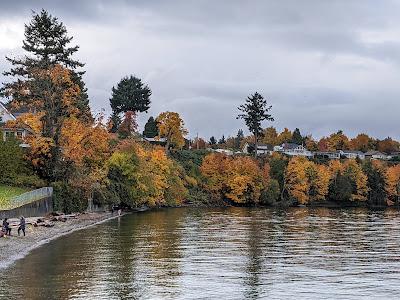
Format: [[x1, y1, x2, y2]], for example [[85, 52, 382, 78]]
[[237, 92, 274, 157], [377, 137, 399, 154], [143, 116, 158, 138], [1, 9, 91, 122], [342, 160, 369, 201], [262, 127, 278, 145], [225, 156, 264, 204], [304, 135, 319, 151], [200, 153, 264, 204], [225, 136, 236, 150], [156, 111, 188, 151], [108, 142, 188, 207], [277, 128, 292, 145], [386, 165, 400, 205], [60, 116, 112, 199], [192, 137, 207, 149], [285, 157, 309, 204], [5, 65, 81, 180], [326, 130, 350, 151], [117, 111, 138, 138], [284, 157, 331, 204], [350, 134, 374, 152]]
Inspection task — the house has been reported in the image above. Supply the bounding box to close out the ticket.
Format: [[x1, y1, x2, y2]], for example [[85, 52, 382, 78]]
[[364, 150, 388, 160], [0, 101, 33, 146], [0, 102, 17, 123], [242, 142, 274, 156], [141, 136, 167, 146], [339, 150, 365, 160], [314, 151, 341, 159], [278, 143, 314, 157], [214, 148, 234, 155]]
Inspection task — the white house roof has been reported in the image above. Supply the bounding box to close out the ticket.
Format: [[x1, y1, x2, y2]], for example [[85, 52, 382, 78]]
[[0, 101, 17, 122]]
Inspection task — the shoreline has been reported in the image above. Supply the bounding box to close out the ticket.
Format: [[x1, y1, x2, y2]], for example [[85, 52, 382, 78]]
[[0, 211, 124, 270]]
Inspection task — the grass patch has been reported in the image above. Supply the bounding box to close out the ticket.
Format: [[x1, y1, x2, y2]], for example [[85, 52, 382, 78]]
[[0, 185, 31, 210]]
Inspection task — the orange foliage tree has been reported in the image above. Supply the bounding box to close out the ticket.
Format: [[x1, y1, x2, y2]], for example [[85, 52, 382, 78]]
[[285, 157, 331, 204], [200, 153, 264, 204], [342, 160, 369, 201], [386, 164, 400, 204]]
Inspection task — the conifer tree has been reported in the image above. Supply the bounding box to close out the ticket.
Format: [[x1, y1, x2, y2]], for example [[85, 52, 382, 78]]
[[235, 129, 244, 150], [237, 92, 274, 157], [1, 9, 91, 122], [291, 128, 303, 145], [143, 116, 158, 138], [110, 76, 151, 116]]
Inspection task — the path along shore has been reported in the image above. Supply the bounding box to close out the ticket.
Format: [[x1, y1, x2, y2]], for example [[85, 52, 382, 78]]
[[0, 211, 123, 270]]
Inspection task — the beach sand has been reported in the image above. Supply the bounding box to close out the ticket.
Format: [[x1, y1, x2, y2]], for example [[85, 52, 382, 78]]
[[0, 211, 123, 269]]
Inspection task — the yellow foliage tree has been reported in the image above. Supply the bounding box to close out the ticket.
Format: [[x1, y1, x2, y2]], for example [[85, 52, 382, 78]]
[[225, 156, 264, 204], [285, 157, 310, 204], [386, 164, 400, 204], [285, 157, 332, 204], [277, 128, 292, 145], [343, 160, 369, 201], [200, 153, 264, 204], [156, 111, 188, 150]]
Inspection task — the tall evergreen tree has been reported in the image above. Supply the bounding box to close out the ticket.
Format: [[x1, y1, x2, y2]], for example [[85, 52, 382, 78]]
[[237, 92, 274, 157], [143, 116, 158, 138], [219, 135, 226, 144], [209, 136, 217, 145], [110, 75, 151, 117], [291, 128, 303, 145], [235, 129, 244, 150], [1, 9, 92, 122]]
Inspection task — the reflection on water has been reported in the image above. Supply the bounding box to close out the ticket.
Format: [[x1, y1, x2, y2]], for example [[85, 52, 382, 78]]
[[1, 207, 400, 299]]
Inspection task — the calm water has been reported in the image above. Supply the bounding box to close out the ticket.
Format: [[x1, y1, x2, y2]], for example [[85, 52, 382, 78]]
[[1, 207, 400, 299]]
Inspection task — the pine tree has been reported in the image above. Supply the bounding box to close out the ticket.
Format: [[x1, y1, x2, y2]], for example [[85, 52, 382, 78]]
[[291, 128, 303, 145], [235, 129, 244, 150], [219, 135, 226, 144], [143, 116, 158, 138], [110, 75, 151, 116], [237, 92, 274, 157], [209, 136, 217, 145], [1, 10, 92, 122]]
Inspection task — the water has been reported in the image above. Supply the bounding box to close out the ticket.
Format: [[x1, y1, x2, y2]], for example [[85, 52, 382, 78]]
[[1, 207, 400, 299]]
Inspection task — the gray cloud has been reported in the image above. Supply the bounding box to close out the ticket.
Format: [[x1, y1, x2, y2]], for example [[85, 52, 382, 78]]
[[1, 0, 400, 140]]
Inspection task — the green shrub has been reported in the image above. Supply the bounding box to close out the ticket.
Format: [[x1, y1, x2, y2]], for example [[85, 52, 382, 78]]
[[260, 179, 281, 205], [52, 181, 88, 213]]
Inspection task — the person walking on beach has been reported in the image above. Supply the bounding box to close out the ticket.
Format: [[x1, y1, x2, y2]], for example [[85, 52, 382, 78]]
[[2, 218, 11, 236], [18, 216, 26, 236]]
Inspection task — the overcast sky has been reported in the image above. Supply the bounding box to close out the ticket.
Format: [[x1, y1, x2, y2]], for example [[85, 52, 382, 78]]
[[0, 0, 399, 140]]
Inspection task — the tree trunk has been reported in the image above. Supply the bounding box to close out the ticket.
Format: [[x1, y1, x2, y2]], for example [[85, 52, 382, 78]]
[[254, 132, 258, 158]]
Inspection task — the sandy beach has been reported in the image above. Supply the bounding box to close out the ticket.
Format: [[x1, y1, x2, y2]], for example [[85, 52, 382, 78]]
[[0, 211, 123, 270]]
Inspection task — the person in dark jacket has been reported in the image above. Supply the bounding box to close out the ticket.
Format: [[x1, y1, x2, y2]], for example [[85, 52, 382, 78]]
[[18, 216, 26, 236], [2, 218, 11, 236]]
